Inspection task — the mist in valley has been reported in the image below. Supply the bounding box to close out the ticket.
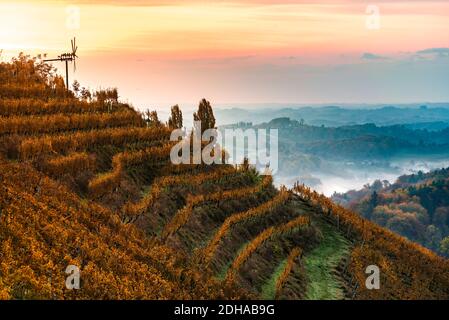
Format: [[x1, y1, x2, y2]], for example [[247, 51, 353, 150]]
[[274, 157, 449, 196], [215, 104, 449, 196]]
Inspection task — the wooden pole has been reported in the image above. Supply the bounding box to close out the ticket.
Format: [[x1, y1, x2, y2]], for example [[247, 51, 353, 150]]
[[65, 60, 69, 90]]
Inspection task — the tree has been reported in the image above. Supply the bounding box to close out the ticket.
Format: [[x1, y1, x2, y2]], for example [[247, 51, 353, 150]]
[[439, 237, 449, 256], [371, 180, 383, 191], [193, 99, 215, 134], [168, 105, 183, 129], [72, 80, 80, 95], [434, 206, 449, 232], [425, 225, 442, 250], [366, 191, 379, 218], [144, 109, 161, 127], [94, 88, 118, 104], [80, 87, 92, 101], [52, 75, 66, 92]]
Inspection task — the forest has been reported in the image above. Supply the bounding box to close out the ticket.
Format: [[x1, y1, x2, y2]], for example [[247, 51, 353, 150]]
[[221, 117, 449, 196], [333, 168, 449, 257], [223, 117, 449, 160], [0, 54, 448, 300]]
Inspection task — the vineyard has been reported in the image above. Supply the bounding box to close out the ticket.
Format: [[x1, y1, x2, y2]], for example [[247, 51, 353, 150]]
[[0, 55, 448, 300]]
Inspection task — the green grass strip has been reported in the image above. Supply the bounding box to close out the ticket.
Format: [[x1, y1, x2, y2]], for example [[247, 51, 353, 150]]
[[260, 258, 288, 299], [303, 221, 350, 300]]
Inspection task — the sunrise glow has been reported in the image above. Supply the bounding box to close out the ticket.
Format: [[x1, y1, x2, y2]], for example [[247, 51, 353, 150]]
[[2, 0, 449, 105]]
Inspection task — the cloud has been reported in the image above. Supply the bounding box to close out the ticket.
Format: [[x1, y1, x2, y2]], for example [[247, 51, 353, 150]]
[[31, 0, 449, 6], [361, 53, 388, 60], [416, 48, 449, 57]]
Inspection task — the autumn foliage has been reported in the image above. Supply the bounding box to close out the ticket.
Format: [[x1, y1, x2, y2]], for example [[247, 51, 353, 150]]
[[42, 152, 96, 177], [18, 126, 171, 159], [1, 55, 448, 300], [202, 188, 290, 263], [161, 175, 273, 238], [121, 166, 237, 220], [88, 143, 174, 198], [275, 247, 302, 299], [0, 98, 116, 116], [292, 183, 449, 299], [0, 110, 143, 135], [225, 216, 310, 285], [0, 161, 224, 299]]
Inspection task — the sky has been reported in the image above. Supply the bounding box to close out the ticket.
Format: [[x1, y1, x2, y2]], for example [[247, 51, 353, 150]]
[[1, 0, 449, 110]]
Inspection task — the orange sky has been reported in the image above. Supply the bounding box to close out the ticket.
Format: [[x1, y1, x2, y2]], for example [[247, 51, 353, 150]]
[[1, 0, 449, 106]]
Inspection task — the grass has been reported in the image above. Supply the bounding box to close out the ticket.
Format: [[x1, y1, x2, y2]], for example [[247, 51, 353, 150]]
[[215, 240, 250, 281], [303, 221, 350, 300], [260, 258, 288, 299]]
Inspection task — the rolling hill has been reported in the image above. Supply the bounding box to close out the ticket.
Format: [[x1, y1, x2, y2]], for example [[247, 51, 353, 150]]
[[333, 168, 449, 258], [0, 55, 448, 300]]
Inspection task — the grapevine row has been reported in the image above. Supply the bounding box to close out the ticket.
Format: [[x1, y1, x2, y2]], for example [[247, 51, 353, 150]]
[[292, 182, 449, 299], [0, 160, 221, 299], [0, 98, 118, 116], [202, 188, 290, 263], [0, 83, 69, 99], [292, 182, 441, 256], [88, 143, 174, 198], [19, 126, 171, 159], [0, 111, 144, 135], [41, 152, 95, 177], [121, 166, 238, 219], [274, 247, 302, 299], [161, 175, 273, 239], [225, 215, 310, 284]]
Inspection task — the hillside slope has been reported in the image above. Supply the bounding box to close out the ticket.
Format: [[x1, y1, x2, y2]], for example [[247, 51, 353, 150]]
[[333, 168, 449, 257], [1, 56, 448, 300]]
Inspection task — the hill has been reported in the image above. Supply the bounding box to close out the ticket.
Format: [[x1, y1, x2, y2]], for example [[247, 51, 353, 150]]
[[253, 117, 449, 160], [333, 168, 449, 258], [214, 105, 449, 128], [0, 55, 448, 300], [221, 118, 449, 185]]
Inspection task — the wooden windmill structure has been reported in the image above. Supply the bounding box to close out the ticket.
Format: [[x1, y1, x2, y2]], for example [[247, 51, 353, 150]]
[[44, 38, 78, 90]]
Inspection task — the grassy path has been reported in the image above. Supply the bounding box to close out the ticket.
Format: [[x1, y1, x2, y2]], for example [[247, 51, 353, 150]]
[[303, 221, 350, 300]]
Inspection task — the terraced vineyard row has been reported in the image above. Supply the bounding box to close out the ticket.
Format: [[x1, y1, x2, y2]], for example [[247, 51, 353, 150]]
[[225, 216, 310, 285], [19, 126, 171, 159], [275, 247, 302, 299], [292, 183, 449, 299], [202, 188, 290, 263], [0, 110, 143, 135], [88, 143, 174, 198], [0, 98, 124, 116], [0, 83, 69, 99], [41, 152, 96, 177], [161, 175, 273, 238], [121, 165, 238, 219], [0, 161, 224, 299]]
